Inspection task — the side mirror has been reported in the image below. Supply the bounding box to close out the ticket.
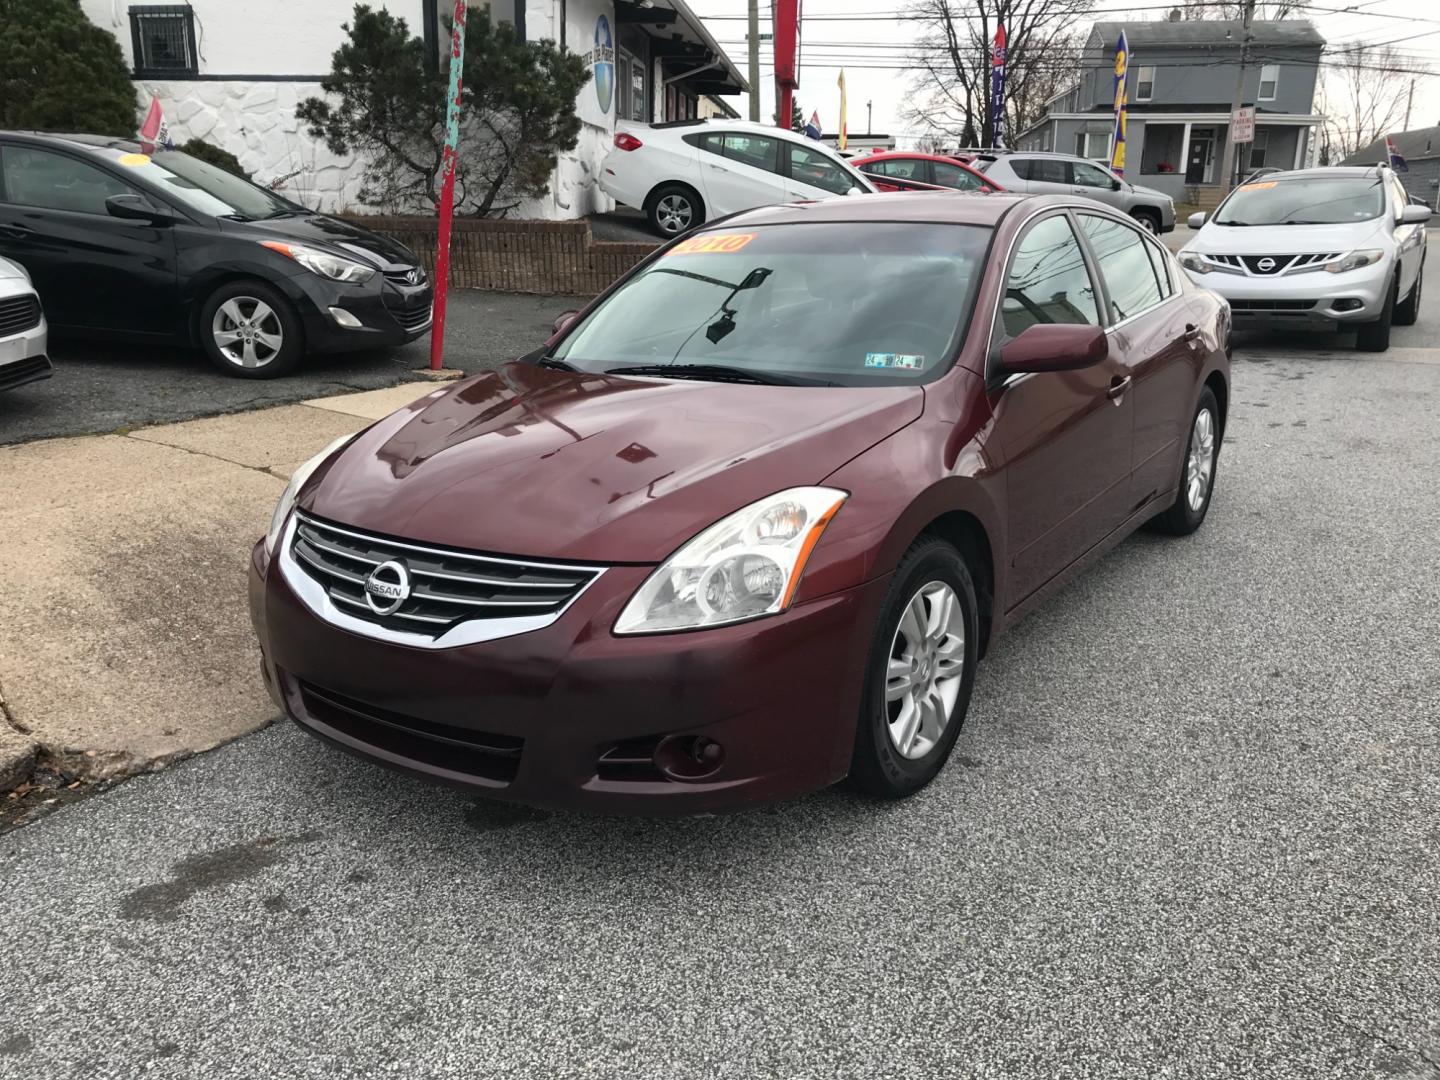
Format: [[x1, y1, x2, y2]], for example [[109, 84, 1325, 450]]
[[106, 193, 173, 223], [1400, 203, 1432, 224], [845, 186, 864, 196], [1188, 211, 1207, 229], [551, 310, 580, 336], [998, 323, 1109, 377], [1110, 178, 1123, 191]]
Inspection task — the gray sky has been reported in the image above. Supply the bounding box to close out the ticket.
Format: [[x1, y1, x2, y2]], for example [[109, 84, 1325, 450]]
[[690, 0, 1440, 148]]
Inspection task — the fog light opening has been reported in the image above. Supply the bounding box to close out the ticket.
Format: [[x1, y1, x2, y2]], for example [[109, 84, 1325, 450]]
[[1331, 298, 1364, 313], [328, 306, 364, 328], [653, 734, 725, 782]]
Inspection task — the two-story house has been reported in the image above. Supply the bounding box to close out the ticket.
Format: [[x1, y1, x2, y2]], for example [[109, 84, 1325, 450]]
[[75, 0, 745, 217], [1016, 15, 1324, 204]]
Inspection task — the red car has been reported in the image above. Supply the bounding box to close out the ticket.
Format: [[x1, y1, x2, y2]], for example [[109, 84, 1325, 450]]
[[249, 193, 1229, 815], [853, 151, 1003, 194]]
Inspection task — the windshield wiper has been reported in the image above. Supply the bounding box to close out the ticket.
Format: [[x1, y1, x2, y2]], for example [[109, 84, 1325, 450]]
[[1214, 220, 1254, 226], [535, 355, 580, 372], [1277, 219, 1327, 225], [605, 363, 835, 386]]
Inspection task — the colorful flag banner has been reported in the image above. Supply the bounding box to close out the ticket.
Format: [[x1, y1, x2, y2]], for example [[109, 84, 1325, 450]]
[[138, 96, 173, 153], [1110, 30, 1129, 176], [990, 24, 1007, 148], [837, 70, 848, 150], [804, 110, 822, 140], [1386, 134, 1409, 172]]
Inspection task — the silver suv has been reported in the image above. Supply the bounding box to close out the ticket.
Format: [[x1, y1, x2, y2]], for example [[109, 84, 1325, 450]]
[[973, 151, 1176, 234]]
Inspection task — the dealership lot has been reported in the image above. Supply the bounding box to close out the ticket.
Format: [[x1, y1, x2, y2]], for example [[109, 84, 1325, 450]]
[[2, 333, 1437, 1076]]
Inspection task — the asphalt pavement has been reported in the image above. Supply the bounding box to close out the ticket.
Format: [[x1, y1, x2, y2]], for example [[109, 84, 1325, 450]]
[[2, 332, 1438, 1077]]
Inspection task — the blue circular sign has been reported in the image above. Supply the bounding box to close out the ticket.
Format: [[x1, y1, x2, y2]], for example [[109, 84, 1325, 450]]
[[594, 16, 614, 114]]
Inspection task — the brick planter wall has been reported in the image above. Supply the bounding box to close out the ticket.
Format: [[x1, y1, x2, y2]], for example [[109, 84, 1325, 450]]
[[348, 217, 656, 297]]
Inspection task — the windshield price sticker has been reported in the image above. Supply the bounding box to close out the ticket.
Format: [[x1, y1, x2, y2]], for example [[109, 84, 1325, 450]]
[[865, 353, 925, 370], [1239, 181, 1277, 191], [117, 153, 152, 167], [668, 233, 757, 255]]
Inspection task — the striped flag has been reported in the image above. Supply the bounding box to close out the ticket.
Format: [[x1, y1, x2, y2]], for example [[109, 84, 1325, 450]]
[[138, 96, 173, 153], [1386, 135, 1409, 172], [990, 24, 1007, 148], [1110, 31, 1129, 176]]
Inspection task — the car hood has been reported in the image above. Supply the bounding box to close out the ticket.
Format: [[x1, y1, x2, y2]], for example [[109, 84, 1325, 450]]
[[1130, 183, 1171, 202], [225, 212, 420, 270], [1191, 217, 1386, 254], [304, 363, 924, 564]]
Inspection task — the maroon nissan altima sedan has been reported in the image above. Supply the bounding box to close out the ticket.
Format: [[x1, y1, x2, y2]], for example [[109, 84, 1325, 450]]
[[248, 192, 1230, 815]]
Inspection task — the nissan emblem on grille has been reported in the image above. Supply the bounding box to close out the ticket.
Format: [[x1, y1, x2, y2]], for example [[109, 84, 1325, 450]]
[[364, 560, 412, 615], [1257, 257, 1276, 272]]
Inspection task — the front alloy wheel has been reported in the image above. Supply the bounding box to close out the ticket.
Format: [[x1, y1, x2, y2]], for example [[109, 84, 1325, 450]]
[[213, 296, 284, 370], [885, 582, 966, 759]]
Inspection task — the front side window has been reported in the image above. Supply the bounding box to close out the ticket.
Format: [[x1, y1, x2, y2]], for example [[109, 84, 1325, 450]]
[[1258, 64, 1279, 101], [129, 4, 197, 76], [932, 161, 984, 191], [788, 144, 855, 195], [1214, 176, 1384, 226], [1000, 214, 1101, 340], [722, 133, 779, 174], [1135, 66, 1155, 102], [1078, 214, 1164, 323], [1072, 161, 1117, 189], [553, 223, 990, 386], [869, 158, 922, 180], [0, 146, 134, 215]]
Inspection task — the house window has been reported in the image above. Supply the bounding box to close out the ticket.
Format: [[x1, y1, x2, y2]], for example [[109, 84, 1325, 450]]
[[1247, 129, 1270, 171], [1135, 66, 1155, 102], [1077, 131, 1111, 160], [129, 5, 198, 76], [1258, 64, 1279, 102]]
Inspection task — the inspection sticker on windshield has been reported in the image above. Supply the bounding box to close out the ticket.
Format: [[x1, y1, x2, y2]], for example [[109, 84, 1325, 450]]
[[865, 352, 925, 370], [668, 232, 756, 255]]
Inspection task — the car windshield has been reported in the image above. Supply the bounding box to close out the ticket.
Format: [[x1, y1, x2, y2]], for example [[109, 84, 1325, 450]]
[[551, 222, 990, 386], [1213, 176, 1384, 226], [93, 147, 300, 220]]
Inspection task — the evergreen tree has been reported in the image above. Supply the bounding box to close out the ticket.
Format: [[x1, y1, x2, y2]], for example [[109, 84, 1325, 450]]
[[0, 0, 137, 135]]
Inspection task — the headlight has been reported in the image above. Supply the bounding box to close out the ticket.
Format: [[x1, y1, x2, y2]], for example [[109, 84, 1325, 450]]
[[1326, 249, 1385, 274], [1178, 250, 1211, 274], [260, 241, 376, 283], [264, 434, 357, 555], [614, 487, 848, 634]]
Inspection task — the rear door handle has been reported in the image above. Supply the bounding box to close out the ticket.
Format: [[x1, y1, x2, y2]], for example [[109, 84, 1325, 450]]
[[0, 224, 34, 239], [1107, 375, 1132, 400]]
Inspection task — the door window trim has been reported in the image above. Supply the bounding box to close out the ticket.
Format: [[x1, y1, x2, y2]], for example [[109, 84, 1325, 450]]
[[1074, 209, 1185, 332]]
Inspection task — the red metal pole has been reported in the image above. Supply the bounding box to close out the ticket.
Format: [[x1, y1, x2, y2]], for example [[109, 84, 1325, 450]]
[[430, 1, 468, 371]]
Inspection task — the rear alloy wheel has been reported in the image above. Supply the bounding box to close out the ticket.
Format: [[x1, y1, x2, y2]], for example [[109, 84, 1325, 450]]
[[850, 537, 978, 799], [646, 183, 704, 238], [199, 281, 302, 378], [1150, 386, 1220, 536], [1394, 261, 1423, 326]]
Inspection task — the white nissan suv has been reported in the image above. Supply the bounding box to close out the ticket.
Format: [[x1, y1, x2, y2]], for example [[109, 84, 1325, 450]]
[[1177, 165, 1429, 352], [599, 119, 877, 238]]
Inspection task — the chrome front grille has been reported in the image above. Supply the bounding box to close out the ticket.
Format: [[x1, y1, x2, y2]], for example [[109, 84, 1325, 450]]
[[1217, 253, 1341, 276], [383, 266, 427, 286], [0, 294, 41, 337], [288, 513, 603, 642]]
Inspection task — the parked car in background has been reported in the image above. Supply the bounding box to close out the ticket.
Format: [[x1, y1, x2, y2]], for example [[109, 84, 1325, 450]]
[[972, 151, 1176, 234], [599, 119, 878, 238], [1177, 165, 1428, 352], [0, 132, 433, 379], [852, 152, 1003, 194], [0, 254, 51, 393], [250, 192, 1230, 815]]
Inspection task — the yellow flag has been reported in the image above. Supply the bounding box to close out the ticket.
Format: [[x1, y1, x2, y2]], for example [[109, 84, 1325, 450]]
[[838, 69, 848, 150]]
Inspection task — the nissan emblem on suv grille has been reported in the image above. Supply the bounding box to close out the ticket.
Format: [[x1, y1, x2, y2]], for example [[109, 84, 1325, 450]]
[[364, 560, 412, 615]]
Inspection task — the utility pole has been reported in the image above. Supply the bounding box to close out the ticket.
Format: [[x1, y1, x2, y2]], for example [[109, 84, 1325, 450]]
[[866, 99, 873, 135], [747, 0, 760, 122], [1216, 0, 1256, 195], [1404, 78, 1414, 130]]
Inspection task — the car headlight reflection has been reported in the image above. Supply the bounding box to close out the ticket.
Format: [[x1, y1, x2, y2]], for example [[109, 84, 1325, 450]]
[[614, 487, 848, 634], [1326, 249, 1385, 274]]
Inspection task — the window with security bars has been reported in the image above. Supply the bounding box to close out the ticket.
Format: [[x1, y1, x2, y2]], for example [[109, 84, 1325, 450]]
[[129, 5, 198, 76]]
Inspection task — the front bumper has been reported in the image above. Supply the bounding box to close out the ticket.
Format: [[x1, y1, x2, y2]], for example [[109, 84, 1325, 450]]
[[1180, 259, 1392, 326], [0, 303, 52, 393], [277, 271, 434, 354], [249, 535, 887, 815]]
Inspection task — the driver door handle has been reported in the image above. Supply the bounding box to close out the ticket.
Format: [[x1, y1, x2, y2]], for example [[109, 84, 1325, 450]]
[[1108, 375, 1132, 400], [1183, 322, 1202, 343], [0, 223, 34, 239]]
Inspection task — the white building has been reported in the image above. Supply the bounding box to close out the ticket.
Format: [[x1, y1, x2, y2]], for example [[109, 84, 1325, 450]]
[[78, 0, 746, 218]]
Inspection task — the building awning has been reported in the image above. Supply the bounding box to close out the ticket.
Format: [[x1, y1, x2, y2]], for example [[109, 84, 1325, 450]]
[[617, 0, 748, 96]]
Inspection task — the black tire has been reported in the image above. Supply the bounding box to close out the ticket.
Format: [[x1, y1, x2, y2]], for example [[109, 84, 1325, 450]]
[[1151, 386, 1220, 536], [1355, 277, 1396, 352], [1131, 209, 1161, 235], [849, 537, 979, 800], [646, 182, 705, 239], [1394, 261, 1422, 326], [198, 279, 304, 379]]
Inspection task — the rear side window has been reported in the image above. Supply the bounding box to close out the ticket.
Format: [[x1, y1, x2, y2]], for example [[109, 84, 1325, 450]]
[[1001, 214, 1101, 339], [933, 161, 984, 191], [0, 146, 134, 215], [1078, 214, 1164, 322], [722, 134, 779, 174], [1013, 158, 1067, 184]]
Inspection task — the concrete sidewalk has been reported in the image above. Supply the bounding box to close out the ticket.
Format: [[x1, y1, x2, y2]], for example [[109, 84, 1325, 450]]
[[0, 381, 444, 797]]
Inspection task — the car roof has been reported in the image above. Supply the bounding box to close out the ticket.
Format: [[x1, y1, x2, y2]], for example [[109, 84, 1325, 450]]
[[1258, 166, 1383, 180], [0, 130, 146, 154], [713, 190, 1035, 228], [853, 151, 971, 165], [627, 118, 853, 152]]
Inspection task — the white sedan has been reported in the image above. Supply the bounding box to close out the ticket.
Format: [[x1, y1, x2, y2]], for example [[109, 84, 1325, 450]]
[[599, 119, 878, 238]]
